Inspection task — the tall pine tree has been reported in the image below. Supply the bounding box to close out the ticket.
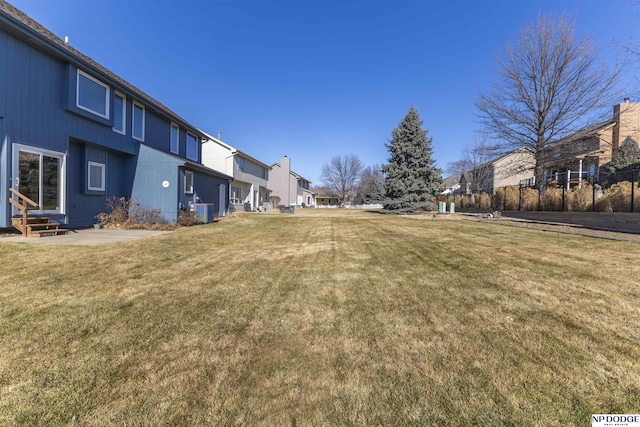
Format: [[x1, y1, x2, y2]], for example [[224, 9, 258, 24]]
[[382, 107, 441, 213]]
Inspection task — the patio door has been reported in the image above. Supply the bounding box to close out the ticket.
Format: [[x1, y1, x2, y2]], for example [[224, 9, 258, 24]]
[[13, 144, 65, 214]]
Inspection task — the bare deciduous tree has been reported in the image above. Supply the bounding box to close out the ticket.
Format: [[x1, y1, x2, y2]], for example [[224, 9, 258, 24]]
[[356, 164, 385, 204], [462, 138, 495, 195], [476, 15, 620, 185], [320, 154, 364, 205], [445, 159, 472, 181]]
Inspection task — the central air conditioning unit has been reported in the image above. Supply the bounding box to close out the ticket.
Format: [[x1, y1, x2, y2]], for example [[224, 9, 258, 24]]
[[190, 203, 216, 223]]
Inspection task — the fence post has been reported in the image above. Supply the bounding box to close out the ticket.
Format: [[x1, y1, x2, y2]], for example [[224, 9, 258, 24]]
[[518, 184, 522, 211], [561, 185, 565, 212], [632, 172, 636, 213], [592, 181, 596, 213], [503, 187, 507, 211]]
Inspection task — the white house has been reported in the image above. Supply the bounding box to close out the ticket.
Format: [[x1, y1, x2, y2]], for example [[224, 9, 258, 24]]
[[200, 131, 272, 211]]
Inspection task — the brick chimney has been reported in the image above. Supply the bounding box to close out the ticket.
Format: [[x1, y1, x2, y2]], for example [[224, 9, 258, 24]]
[[612, 99, 640, 156]]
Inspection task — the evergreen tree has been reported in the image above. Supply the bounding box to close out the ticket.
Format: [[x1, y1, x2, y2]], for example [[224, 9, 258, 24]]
[[382, 107, 442, 213], [604, 137, 640, 184]]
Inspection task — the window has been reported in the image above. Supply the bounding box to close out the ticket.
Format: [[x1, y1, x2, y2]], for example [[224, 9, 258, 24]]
[[113, 92, 125, 134], [88, 161, 105, 191], [170, 124, 179, 154], [236, 157, 244, 170], [13, 144, 65, 214], [230, 186, 242, 204], [77, 70, 110, 119], [184, 171, 194, 194], [261, 168, 268, 179], [186, 133, 198, 161], [132, 102, 145, 141]]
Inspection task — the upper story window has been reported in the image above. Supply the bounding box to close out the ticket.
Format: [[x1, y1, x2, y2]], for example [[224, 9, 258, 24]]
[[77, 70, 110, 119], [170, 124, 180, 154], [186, 133, 198, 161], [132, 102, 145, 141], [237, 157, 244, 170], [261, 168, 268, 179], [113, 92, 126, 134]]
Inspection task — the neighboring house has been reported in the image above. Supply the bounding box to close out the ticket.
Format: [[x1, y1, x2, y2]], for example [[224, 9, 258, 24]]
[[268, 156, 316, 207], [440, 176, 460, 195], [542, 99, 640, 188], [460, 148, 535, 194], [200, 131, 271, 212], [314, 188, 340, 206], [0, 2, 231, 228]]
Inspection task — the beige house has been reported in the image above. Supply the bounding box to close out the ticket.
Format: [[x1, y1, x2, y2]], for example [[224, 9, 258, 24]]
[[200, 131, 272, 212], [268, 156, 315, 207], [543, 99, 640, 188], [460, 148, 535, 195]]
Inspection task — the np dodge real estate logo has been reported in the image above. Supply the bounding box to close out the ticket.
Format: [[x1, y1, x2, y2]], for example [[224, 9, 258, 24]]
[[592, 414, 640, 427]]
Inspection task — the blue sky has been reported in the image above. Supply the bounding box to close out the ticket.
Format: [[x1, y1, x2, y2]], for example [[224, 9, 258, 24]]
[[9, 0, 640, 183]]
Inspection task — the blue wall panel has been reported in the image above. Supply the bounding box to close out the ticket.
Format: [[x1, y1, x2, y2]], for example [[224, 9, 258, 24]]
[[66, 140, 135, 227], [0, 32, 6, 118], [178, 169, 229, 218], [131, 145, 181, 222]]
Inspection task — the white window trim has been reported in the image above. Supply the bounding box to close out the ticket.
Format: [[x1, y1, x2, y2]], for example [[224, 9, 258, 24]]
[[87, 161, 106, 191], [186, 132, 198, 161], [12, 143, 66, 215], [132, 101, 145, 142], [113, 92, 126, 135], [171, 123, 180, 154], [230, 186, 242, 204], [76, 69, 110, 119], [185, 170, 194, 194]]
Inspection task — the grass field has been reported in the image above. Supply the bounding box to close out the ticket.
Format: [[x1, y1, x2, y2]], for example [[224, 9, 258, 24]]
[[1, 209, 639, 425]]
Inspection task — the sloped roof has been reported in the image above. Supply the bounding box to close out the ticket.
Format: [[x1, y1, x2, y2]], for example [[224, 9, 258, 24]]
[[199, 130, 272, 170], [442, 175, 459, 188], [548, 120, 616, 147], [0, 0, 206, 139], [270, 162, 312, 184]]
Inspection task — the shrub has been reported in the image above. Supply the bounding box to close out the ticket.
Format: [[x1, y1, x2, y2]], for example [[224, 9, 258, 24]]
[[96, 197, 176, 230], [541, 187, 563, 211], [566, 182, 593, 212], [602, 181, 635, 212], [96, 197, 132, 225], [520, 188, 538, 211], [177, 210, 197, 227]]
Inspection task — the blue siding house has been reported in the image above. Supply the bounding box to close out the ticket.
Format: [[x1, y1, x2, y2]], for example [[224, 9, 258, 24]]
[[0, 1, 231, 229]]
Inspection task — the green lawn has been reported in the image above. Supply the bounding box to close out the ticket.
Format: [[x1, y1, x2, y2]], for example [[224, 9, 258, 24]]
[[1, 209, 639, 425]]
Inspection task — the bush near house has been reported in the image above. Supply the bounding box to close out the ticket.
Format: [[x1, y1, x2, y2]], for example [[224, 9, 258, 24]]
[[96, 197, 179, 230]]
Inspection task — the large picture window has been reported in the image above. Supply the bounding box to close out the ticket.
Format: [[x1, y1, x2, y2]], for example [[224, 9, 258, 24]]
[[77, 70, 110, 119], [186, 133, 198, 161], [13, 144, 65, 214], [132, 102, 145, 141], [230, 186, 243, 204]]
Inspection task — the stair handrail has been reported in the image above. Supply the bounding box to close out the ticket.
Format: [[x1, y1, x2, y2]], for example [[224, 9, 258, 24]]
[[9, 188, 39, 237]]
